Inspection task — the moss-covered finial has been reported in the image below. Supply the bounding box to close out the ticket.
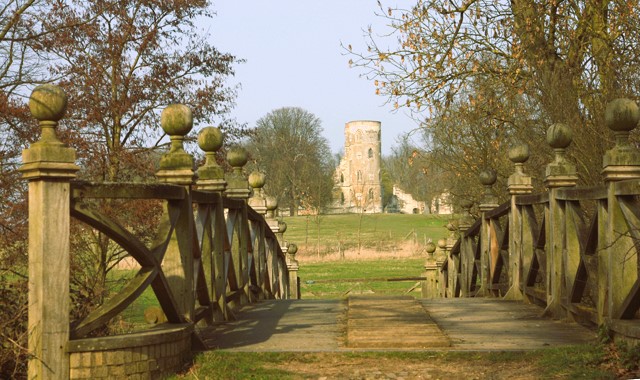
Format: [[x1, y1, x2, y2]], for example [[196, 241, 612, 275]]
[[546, 124, 572, 163], [606, 98, 640, 150], [157, 104, 195, 184], [29, 84, 68, 145], [158, 104, 193, 170], [196, 127, 226, 191], [224, 146, 250, 199], [602, 99, 640, 180], [20, 84, 79, 179], [479, 169, 497, 206], [425, 240, 436, 257], [509, 143, 530, 174]]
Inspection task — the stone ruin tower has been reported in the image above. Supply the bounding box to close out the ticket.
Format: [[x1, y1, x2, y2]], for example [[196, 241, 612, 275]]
[[332, 120, 383, 213]]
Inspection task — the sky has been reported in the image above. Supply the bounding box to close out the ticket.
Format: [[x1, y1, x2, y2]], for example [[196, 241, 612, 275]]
[[207, 1, 421, 155]]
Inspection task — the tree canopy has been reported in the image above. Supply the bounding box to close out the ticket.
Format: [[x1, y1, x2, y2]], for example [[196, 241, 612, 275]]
[[247, 107, 335, 216], [349, 0, 640, 202]]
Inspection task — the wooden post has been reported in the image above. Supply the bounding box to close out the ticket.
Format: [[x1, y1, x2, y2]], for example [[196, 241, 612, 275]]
[[249, 171, 268, 298], [543, 123, 578, 318], [601, 99, 640, 322], [478, 169, 499, 296], [196, 126, 227, 321], [422, 241, 438, 298], [436, 238, 447, 297], [265, 197, 284, 298], [224, 147, 251, 304], [504, 144, 533, 301], [286, 243, 300, 299], [458, 200, 474, 297], [20, 85, 79, 379], [156, 104, 196, 322], [445, 222, 458, 297]]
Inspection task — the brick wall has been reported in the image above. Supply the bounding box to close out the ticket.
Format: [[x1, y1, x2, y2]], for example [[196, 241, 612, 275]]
[[67, 324, 192, 379]]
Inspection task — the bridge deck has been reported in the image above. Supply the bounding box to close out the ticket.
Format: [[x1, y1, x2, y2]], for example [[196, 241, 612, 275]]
[[198, 297, 595, 352]]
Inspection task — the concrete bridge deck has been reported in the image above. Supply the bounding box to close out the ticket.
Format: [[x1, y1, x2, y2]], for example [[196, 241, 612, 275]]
[[199, 296, 596, 352]]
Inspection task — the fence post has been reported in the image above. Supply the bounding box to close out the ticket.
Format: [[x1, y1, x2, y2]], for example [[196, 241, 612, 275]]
[[224, 147, 251, 304], [422, 240, 438, 298], [156, 104, 197, 322], [478, 169, 498, 296], [249, 171, 268, 298], [286, 243, 300, 299], [505, 144, 533, 301], [601, 99, 640, 322], [458, 200, 474, 297], [196, 126, 227, 320], [543, 123, 578, 317], [436, 238, 447, 297], [445, 223, 457, 297], [20, 85, 79, 379]]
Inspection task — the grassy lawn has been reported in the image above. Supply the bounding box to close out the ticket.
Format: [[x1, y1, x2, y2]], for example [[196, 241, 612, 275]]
[[172, 347, 617, 379], [282, 213, 453, 256], [299, 256, 426, 299]]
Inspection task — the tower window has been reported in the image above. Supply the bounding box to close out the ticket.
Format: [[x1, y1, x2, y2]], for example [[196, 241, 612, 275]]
[[368, 148, 373, 158]]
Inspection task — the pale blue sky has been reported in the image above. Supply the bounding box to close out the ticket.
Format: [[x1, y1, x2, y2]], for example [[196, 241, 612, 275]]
[[207, 1, 420, 155]]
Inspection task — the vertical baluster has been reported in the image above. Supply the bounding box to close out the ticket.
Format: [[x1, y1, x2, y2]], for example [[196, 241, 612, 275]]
[[224, 147, 251, 304], [196, 126, 227, 320], [21, 84, 79, 379], [478, 169, 499, 296], [505, 144, 533, 301], [248, 170, 268, 298], [458, 200, 474, 297], [156, 104, 197, 322], [601, 99, 640, 322], [422, 240, 438, 299], [544, 123, 578, 317]]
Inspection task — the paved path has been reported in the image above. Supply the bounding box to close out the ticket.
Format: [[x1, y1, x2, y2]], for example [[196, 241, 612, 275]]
[[199, 296, 595, 352], [419, 298, 595, 350], [347, 296, 450, 348]]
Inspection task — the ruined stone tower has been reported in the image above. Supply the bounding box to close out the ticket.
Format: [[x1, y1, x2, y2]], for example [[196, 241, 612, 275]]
[[332, 120, 383, 213]]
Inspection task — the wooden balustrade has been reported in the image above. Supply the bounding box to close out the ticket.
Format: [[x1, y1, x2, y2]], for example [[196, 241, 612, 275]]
[[20, 85, 294, 379], [433, 99, 640, 342]]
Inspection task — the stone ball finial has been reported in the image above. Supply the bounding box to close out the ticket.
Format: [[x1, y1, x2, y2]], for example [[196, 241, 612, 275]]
[[279, 221, 287, 233], [248, 171, 266, 189], [546, 123, 572, 149], [425, 241, 436, 255], [288, 243, 298, 255], [605, 98, 640, 132], [508, 143, 530, 164], [266, 196, 278, 211], [479, 169, 497, 186], [446, 222, 456, 232], [161, 104, 193, 136], [227, 146, 248, 168], [29, 84, 68, 122], [460, 199, 473, 210], [437, 238, 447, 249], [198, 127, 223, 152]]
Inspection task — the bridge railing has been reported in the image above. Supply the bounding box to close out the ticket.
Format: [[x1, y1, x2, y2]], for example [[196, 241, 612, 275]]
[[21, 85, 298, 379], [431, 99, 640, 342]]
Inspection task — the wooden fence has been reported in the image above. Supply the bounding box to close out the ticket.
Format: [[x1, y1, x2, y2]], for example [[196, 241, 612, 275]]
[[426, 99, 640, 342], [20, 85, 297, 379]]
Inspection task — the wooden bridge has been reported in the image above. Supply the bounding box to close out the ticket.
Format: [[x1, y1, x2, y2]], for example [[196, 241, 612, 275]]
[[199, 296, 594, 352], [19, 86, 640, 379]]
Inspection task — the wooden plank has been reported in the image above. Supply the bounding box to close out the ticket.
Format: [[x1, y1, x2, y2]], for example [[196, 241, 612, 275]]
[[484, 201, 511, 219], [556, 186, 607, 201], [71, 181, 185, 200], [515, 193, 549, 206], [346, 296, 450, 348]]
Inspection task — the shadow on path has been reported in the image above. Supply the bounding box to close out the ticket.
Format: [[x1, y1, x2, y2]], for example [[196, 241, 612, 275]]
[[198, 299, 344, 351]]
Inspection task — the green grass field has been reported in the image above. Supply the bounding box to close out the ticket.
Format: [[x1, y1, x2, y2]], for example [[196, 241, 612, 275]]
[[299, 257, 426, 299], [282, 213, 453, 256]]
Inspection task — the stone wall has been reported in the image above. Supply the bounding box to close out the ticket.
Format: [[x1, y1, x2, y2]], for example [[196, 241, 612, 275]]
[[67, 324, 192, 380]]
